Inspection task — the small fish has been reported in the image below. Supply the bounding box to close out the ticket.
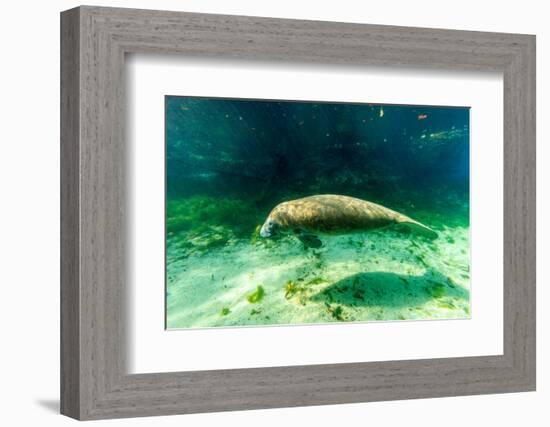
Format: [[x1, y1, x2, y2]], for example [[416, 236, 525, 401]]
[[379, 108, 384, 118], [418, 114, 428, 120]]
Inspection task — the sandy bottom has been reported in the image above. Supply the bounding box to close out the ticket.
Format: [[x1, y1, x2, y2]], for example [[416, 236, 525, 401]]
[[166, 222, 470, 329]]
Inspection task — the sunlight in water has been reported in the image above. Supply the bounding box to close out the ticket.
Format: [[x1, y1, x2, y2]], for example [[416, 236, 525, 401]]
[[165, 97, 470, 329]]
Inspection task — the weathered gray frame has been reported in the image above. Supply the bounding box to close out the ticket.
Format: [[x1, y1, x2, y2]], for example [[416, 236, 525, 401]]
[[60, 5, 536, 420]]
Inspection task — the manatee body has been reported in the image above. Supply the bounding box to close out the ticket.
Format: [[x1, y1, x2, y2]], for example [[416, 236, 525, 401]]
[[260, 194, 437, 247]]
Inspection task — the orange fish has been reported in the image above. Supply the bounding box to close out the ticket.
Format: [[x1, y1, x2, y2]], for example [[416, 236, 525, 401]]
[[418, 114, 428, 120]]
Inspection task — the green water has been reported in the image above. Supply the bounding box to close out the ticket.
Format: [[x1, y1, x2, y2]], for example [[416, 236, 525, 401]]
[[165, 97, 470, 329], [166, 192, 469, 329]]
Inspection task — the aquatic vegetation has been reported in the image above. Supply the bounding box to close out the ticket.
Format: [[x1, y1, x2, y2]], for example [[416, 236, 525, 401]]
[[202, 234, 229, 250], [325, 303, 345, 321], [166, 195, 263, 238], [322, 289, 334, 303], [250, 225, 262, 245], [220, 307, 231, 316], [414, 254, 429, 267], [306, 277, 327, 286], [284, 278, 318, 305], [284, 280, 300, 299], [437, 300, 456, 310], [246, 285, 265, 303], [426, 283, 446, 298], [174, 229, 231, 256]]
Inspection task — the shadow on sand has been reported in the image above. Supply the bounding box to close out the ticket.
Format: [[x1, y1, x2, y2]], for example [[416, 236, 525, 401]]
[[310, 268, 469, 309]]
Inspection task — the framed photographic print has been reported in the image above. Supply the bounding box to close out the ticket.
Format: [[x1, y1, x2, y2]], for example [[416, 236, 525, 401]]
[[61, 6, 536, 420]]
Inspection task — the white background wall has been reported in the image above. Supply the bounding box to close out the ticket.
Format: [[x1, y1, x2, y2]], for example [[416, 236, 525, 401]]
[[0, 0, 546, 425]]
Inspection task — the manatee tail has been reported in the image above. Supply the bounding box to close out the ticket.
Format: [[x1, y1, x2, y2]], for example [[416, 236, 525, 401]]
[[396, 217, 438, 240]]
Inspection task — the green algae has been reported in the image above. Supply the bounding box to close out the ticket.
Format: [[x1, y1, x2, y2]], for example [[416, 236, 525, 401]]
[[437, 301, 456, 310], [284, 280, 300, 299], [220, 307, 231, 316], [203, 234, 229, 249], [166, 195, 263, 238], [325, 303, 345, 321], [250, 224, 262, 245], [427, 283, 446, 298], [415, 254, 429, 267], [306, 277, 327, 286], [247, 285, 265, 303]]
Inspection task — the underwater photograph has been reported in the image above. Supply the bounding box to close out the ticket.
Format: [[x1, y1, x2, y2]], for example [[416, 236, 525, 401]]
[[165, 96, 470, 329]]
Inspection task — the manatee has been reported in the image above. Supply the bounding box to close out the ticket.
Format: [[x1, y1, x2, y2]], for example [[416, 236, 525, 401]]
[[259, 194, 437, 247]]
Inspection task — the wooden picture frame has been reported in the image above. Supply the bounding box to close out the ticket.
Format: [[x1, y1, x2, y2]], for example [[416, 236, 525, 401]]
[[60, 5, 536, 420]]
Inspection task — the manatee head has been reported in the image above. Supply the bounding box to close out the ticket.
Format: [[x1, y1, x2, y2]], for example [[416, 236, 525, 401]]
[[259, 207, 287, 238], [259, 216, 280, 238]]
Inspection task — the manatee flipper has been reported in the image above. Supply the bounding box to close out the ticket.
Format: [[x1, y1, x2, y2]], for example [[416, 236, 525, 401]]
[[296, 233, 323, 248], [396, 218, 438, 240]]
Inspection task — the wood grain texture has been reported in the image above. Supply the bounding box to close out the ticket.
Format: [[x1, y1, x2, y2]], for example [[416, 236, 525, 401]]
[[60, 5, 536, 420], [60, 7, 80, 419]]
